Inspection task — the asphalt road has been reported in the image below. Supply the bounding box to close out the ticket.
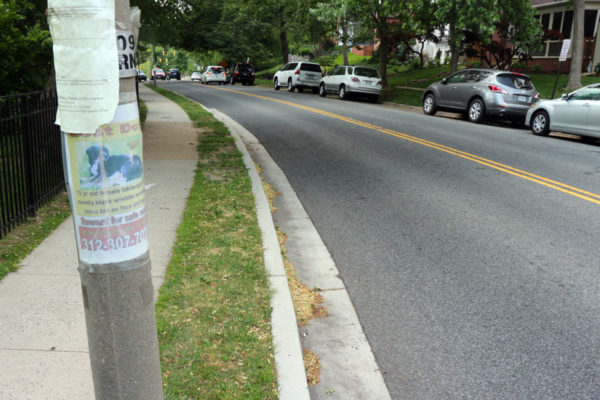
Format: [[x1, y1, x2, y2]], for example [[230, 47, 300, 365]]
[[157, 81, 600, 399]]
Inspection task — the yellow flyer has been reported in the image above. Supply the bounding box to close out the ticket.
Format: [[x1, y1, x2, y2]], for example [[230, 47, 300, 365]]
[[64, 102, 148, 264]]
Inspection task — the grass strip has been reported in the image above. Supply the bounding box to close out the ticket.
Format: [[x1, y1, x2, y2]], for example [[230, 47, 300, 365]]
[[147, 85, 278, 399]]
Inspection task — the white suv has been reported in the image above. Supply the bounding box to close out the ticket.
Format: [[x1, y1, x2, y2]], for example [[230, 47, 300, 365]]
[[273, 62, 323, 93]]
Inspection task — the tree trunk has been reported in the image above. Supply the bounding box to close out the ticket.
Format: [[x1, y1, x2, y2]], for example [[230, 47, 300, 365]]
[[449, 24, 460, 73], [378, 33, 389, 87], [280, 27, 289, 65], [342, 20, 349, 65], [566, 0, 584, 90], [279, 7, 289, 65]]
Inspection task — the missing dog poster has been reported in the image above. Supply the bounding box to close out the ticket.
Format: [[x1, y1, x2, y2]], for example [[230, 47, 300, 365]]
[[63, 102, 148, 265]]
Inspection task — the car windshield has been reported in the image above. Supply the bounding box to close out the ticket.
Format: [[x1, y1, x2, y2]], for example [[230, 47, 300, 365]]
[[496, 73, 534, 90], [155, 69, 164, 73], [211, 67, 223, 73], [354, 67, 380, 78], [570, 86, 600, 100], [300, 63, 322, 72], [238, 64, 254, 72]]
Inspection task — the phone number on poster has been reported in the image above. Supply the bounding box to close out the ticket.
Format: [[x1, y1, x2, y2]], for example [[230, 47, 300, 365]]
[[81, 229, 147, 252]]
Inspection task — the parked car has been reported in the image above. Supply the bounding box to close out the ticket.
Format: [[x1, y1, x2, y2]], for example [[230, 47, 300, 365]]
[[273, 61, 323, 93], [202, 65, 227, 85], [230, 62, 256, 85], [319, 65, 382, 102], [191, 71, 202, 82], [525, 83, 600, 140], [422, 69, 539, 124], [167, 68, 181, 80], [230, 63, 255, 85], [150, 68, 166, 80], [137, 69, 146, 82]]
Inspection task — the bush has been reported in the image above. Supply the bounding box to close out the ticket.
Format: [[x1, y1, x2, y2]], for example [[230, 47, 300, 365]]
[[406, 57, 421, 71]]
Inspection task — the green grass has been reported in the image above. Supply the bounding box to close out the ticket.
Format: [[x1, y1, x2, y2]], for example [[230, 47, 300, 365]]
[[527, 73, 600, 99], [332, 52, 371, 66], [0, 192, 71, 279], [387, 65, 452, 88], [147, 85, 277, 399]]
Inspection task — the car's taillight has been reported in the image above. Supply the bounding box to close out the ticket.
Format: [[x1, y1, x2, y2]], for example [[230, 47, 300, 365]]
[[351, 77, 360, 83], [234, 71, 239, 76], [295, 69, 300, 75], [377, 81, 382, 86], [251, 73, 255, 76], [489, 85, 508, 94], [534, 93, 540, 100]]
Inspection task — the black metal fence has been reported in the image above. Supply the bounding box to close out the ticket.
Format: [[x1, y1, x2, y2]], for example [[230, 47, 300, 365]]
[[0, 90, 64, 239]]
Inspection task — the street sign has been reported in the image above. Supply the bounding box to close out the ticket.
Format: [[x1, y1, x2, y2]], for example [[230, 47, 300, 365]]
[[559, 39, 571, 62]]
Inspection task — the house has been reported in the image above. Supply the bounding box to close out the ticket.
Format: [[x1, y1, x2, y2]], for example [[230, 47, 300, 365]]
[[530, 0, 600, 73]]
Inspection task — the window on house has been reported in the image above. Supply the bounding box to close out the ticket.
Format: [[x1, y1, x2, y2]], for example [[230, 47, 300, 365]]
[[541, 13, 550, 30], [552, 12, 563, 31], [562, 10, 573, 38], [584, 10, 598, 37]]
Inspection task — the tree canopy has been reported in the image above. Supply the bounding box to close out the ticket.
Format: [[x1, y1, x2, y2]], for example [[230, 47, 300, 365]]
[[0, 0, 52, 94]]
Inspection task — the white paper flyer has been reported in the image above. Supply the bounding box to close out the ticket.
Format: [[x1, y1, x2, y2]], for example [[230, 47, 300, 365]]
[[47, 0, 119, 134]]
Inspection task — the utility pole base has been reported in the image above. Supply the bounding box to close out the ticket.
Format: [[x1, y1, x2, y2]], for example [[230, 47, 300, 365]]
[[79, 252, 163, 400]]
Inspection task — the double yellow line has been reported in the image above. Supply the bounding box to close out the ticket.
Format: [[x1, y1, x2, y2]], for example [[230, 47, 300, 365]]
[[213, 86, 600, 205]]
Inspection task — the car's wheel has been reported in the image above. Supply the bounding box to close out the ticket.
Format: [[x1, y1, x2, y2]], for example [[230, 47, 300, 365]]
[[287, 79, 295, 92], [319, 83, 326, 97], [467, 98, 485, 123], [422, 93, 437, 115], [531, 110, 550, 136], [273, 78, 279, 90], [339, 84, 347, 100]]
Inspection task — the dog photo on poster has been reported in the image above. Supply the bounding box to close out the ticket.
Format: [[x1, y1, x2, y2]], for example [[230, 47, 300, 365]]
[[64, 102, 149, 264]]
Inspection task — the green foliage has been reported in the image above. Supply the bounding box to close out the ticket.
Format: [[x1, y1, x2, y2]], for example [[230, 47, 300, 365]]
[[0, 0, 53, 94], [406, 57, 422, 71]]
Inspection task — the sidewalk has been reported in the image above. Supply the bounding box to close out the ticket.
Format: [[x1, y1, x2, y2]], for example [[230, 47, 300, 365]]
[[0, 86, 202, 399]]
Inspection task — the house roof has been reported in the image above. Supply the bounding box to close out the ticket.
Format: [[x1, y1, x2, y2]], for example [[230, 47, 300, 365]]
[[532, 0, 600, 6]]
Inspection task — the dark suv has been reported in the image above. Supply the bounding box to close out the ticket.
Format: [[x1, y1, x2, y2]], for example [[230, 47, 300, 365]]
[[167, 68, 181, 80], [230, 63, 255, 85]]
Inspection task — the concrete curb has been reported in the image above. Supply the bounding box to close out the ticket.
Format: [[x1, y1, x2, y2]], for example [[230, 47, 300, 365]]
[[207, 107, 310, 400]]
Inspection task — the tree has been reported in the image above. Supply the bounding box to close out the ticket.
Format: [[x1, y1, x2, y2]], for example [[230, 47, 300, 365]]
[[0, 0, 52, 94], [400, 0, 440, 68], [566, 0, 584, 90], [312, 0, 355, 65], [435, 0, 499, 72], [339, 0, 416, 87], [463, 0, 543, 70]]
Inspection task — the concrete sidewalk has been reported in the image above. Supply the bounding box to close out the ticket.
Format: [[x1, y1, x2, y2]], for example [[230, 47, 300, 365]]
[[0, 85, 200, 399]]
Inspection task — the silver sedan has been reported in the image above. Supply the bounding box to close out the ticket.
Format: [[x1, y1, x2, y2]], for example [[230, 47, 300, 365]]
[[525, 83, 600, 139]]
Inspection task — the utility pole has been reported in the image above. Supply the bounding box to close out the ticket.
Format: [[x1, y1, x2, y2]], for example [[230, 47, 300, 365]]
[[48, 1, 163, 399]]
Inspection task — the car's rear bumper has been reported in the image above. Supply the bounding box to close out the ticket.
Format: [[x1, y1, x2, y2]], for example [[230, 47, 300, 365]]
[[486, 103, 535, 119], [347, 85, 381, 96]]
